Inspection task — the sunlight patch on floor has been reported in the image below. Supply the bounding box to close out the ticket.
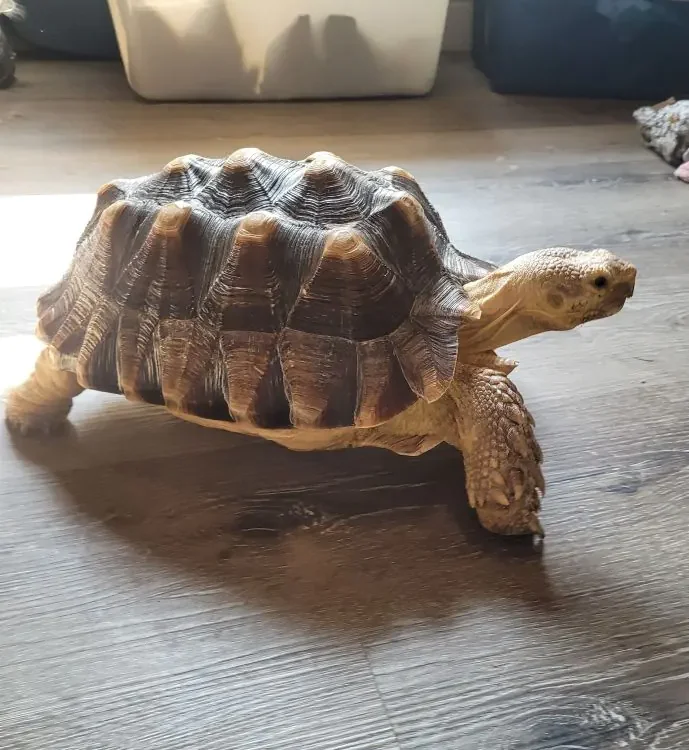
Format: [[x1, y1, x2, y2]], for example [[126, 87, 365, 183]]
[[0, 193, 96, 290], [0, 335, 45, 396]]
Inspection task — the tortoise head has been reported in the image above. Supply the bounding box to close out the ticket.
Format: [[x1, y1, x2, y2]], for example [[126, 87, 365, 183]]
[[462, 247, 637, 352]]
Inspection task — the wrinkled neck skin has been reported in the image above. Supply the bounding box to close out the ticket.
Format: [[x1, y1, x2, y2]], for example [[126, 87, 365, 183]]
[[462, 270, 554, 353]]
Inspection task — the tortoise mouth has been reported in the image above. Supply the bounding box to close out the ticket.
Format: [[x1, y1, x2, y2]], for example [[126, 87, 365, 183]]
[[608, 280, 635, 307], [587, 280, 635, 321], [616, 280, 635, 299]]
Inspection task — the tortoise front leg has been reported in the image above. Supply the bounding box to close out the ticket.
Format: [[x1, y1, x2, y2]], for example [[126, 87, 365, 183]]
[[462, 350, 518, 376], [448, 364, 545, 537], [4, 347, 84, 435]]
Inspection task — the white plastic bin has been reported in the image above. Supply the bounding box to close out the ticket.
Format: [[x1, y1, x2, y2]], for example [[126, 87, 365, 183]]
[[106, 0, 451, 100]]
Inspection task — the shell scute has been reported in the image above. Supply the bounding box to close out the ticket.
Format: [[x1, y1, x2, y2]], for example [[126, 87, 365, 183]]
[[286, 227, 414, 342], [220, 330, 291, 428]]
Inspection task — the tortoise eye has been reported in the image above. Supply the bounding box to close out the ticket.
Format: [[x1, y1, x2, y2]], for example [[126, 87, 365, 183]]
[[593, 276, 608, 289]]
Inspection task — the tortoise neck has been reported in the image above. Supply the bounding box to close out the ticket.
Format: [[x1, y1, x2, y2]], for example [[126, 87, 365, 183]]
[[462, 273, 548, 352]]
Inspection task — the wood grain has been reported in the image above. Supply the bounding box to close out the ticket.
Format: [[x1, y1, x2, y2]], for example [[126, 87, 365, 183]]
[[1, 53, 689, 750]]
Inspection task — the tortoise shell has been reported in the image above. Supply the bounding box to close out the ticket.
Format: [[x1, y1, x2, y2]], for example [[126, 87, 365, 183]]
[[36, 148, 495, 430]]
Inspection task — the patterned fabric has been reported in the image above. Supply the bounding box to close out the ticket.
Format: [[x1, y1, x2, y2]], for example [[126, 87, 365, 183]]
[[633, 97, 689, 168]]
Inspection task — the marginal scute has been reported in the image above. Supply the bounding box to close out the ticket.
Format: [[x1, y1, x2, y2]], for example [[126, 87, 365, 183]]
[[116, 209, 201, 396], [355, 337, 417, 427], [412, 273, 469, 324], [117, 308, 157, 400], [220, 330, 291, 427], [389, 318, 457, 403], [158, 319, 225, 415], [37, 149, 490, 429], [36, 280, 78, 343], [78, 324, 122, 395], [278, 329, 358, 429]]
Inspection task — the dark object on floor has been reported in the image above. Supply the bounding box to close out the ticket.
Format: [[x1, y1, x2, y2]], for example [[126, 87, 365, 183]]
[[9, 0, 118, 59], [633, 97, 689, 182], [472, 0, 689, 99], [0, 23, 16, 88], [0, 0, 20, 88]]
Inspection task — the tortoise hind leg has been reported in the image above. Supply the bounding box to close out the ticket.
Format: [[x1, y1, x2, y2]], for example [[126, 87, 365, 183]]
[[4, 347, 83, 436]]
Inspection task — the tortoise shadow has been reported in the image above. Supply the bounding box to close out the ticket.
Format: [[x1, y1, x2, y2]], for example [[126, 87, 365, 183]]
[[7, 398, 551, 637]]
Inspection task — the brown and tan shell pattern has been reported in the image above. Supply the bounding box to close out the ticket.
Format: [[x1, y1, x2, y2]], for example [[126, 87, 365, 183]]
[[35, 148, 495, 430]]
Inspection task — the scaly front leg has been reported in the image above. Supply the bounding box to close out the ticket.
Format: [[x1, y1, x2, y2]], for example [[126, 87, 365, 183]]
[[448, 364, 545, 537]]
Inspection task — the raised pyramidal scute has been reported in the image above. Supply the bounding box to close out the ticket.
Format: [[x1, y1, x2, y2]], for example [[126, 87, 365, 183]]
[[36, 148, 493, 430]]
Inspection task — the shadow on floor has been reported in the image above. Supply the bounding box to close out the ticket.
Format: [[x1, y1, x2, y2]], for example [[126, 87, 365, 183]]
[[8, 400, 550, 637]]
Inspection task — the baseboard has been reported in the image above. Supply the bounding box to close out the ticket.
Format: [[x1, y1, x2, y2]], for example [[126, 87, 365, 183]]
[[442, 0, 473, 52]]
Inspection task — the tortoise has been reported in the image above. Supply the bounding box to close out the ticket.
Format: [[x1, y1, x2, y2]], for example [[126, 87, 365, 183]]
[[4, 148, 637, 537]]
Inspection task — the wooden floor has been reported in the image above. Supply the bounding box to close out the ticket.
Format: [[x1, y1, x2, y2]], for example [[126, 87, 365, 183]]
[[2, 55, 689, 750]]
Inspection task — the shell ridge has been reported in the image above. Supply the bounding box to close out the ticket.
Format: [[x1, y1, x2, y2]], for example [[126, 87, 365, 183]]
[[280, 232, 327, 332], [378, 167, 452, 241], [274, 328, 295, 427], [75, 298, 123, 391], [251, 154, 303, 207], [277, 159, 376, 224], [113, 201, 198, 399], [354, 190, 445, 294], [203, 212, 292, 334]]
